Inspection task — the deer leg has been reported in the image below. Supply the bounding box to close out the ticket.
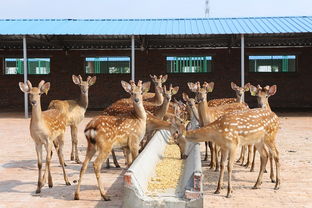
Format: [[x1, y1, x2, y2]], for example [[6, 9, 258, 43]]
[[252, 143, 268, 189], [123, 148, 129, 166], [74, 144, 96, 200], [71, 125, 81, 164], [236, 146, 244, 163], [266, 142, 280, 190], [268, 150, 275, 183], [45, 141, 53, 188], [111, 149, 120, 168], [210, 142, 216, 169], [56, 135, 71, 185], [204, 141, 209, 161], [244, 145, 252, 168], [129, 140, 140, 167], [35, 143, 43, 194], [215, 144, 220, 171], [93, 148, 111, 201], [215, 149, 228, 194], [250, 145, 257, 172], [105, 157, 110, 169], [226, 145, 237, 198], [240, 145, 246, 166]]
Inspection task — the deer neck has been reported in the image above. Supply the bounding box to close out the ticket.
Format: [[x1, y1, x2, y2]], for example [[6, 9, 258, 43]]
[[147, 114, 171, 131], [236, 93, 243, 103], [260, 101, 272, 111], [78, 91, 88, 109], [153, 88, 164, 105], [197, 100, 213, 126], [30, 100, 43, 126], [185, 126, 217, 143], [133, 101, 147, 120], [156, 98, 170, 119]]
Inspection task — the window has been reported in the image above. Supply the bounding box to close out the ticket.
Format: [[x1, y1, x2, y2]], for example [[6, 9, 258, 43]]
[[85, 57, 130, 74], [4, 58, 50, 75], [249, 55, 296, 72], [166, 56, 212, 73]]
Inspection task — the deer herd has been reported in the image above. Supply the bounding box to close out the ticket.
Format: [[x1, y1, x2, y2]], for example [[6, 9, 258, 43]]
[[18, 74, 280, 200]]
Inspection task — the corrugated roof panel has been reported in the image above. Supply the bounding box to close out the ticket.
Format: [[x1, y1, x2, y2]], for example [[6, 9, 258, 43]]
[[0, 16, 311, 35]]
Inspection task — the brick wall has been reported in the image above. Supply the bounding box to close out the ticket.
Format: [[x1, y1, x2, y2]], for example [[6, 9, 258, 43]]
[[0, 47, 311, 111]]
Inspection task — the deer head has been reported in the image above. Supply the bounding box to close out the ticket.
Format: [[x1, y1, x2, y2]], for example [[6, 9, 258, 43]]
[[19, 80, 50, 106], [250, 84, 277, 109], [231, 82, 250, 99], [121, 80, 151, 105], [149, 74, 168, 88], [72, 75, 96, 94], [187, 81, 214, 103], [169, 116, 188, 159], [162, 84, 179, 101]]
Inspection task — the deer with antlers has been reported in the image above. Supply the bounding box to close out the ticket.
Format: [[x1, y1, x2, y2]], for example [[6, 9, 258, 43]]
[[19, 80, 71, 194], [74, 80, 150, 201], [187, 81, 249, 170], [171, 87, 280, 197], [143, 74, 168, 105], [48, 75, 96, 164]]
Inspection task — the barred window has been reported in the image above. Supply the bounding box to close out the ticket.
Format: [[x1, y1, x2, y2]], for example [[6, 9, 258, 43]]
[[249, 55, 296, 72], [166, 56, 212, 73], [4, 58, 50, 75], [85, 57, 130, 74]]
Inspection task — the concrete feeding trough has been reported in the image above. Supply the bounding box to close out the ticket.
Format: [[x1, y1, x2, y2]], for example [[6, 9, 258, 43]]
[[122, 130, 203, 208]]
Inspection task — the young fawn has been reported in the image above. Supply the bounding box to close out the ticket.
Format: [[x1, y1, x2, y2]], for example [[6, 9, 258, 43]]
[[171, 87, 280, 197], [19, 80, 70, 194], [74, 80, 150, 201], [48, 75, 96, 163]]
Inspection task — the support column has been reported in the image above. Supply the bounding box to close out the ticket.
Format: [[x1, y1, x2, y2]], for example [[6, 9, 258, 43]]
[[23, 36, 28, 119], [131, 35, 135, 81], [241, 34, 245, 101]]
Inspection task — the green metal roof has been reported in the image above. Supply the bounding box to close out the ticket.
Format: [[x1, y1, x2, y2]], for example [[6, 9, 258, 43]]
[[0, 16, 312, 35]]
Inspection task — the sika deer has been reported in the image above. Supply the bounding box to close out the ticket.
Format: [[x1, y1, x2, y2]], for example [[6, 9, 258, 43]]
[[19, 80, 70, 194], [48, 75, 96, 163], [206, 82, 250, 107], [249, 84, 277, 183], [187, 81, 248, 170], [143, 74, 168, 105], [171, 102, 280, 198], [74, 80, 150, 201]]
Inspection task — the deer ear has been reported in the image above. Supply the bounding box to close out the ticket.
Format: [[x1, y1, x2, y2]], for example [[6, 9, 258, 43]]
[[249, 84, 257, 96], [182, 92, 189, 101], [268, 85, 277, 97], [72, 75, 80, 85], [244, 83, 251, 91], [207, 82, 214, 92], [142, 81, 151, 94], [171, 86, 179, 95], [40, 82, 50, 95], [88, 76, 96, 86], [187, 82, 198, 92], [19, 82, 30, 93], [121, 81, 132, 94], [161, 74, 168, 83], [149, 74, 155, 80], [231, 82, 238, 90]]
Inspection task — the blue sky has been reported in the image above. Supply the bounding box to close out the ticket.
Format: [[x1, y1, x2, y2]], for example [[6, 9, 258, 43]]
[[0, 0, 311, 19]]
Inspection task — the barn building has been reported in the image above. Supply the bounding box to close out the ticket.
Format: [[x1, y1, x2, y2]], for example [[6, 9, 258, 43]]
[[0, 16, 312, 117]]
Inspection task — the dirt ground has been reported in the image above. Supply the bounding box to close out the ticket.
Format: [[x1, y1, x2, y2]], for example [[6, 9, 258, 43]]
[[0, 111, 311, 208]]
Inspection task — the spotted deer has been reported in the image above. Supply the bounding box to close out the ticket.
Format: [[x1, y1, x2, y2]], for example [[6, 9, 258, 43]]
[[187, 81, 249, 170], [74, 80, 150, 201], [170, 99, 280, 198], [249, 84, 277, 181], [48, 75, 96, 164], [19, 80, 71, 194], [182, 93, 200, 131], [143, 74, 168, 105], [207, 82, 250, 107]]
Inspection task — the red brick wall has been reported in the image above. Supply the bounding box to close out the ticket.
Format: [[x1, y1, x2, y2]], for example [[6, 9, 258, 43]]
[[0, 47, 311, 111]]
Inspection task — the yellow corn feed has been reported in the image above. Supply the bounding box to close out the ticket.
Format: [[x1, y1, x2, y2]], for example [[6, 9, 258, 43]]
[[147, 143, 184, 192]]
